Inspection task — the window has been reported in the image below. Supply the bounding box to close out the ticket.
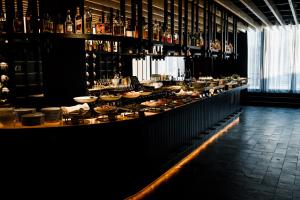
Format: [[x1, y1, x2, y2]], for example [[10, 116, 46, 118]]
[[132, 56, 185, 81], [247, 25, 300, 93]]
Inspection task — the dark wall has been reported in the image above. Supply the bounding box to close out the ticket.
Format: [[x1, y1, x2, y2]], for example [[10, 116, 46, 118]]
[[39, 0, 84, 19], [41, 36, 87, 106]]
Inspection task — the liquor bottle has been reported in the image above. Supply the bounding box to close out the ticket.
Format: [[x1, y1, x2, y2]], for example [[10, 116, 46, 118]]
[[25, 5, 33, 33], [142, 17, 148, 39], [0, 1, 6, 34], [55, 14, 64, 33], [199, 32, 204, 47], [125, 18, 133, 37], [75, 7, 82, 34], [134, 21, 139, 38], [95, 14, 104, 34], [173, 31, 179, 44], [48, 15, 54, 33], [43, 13, 54, 33], [104, 14, 112, 35], [113, 10, 124, 36], [42, 13, 48, 32], [13, 10, 23, 33], [153, 19, 159, 41], [164, 27, 172, 44], [159, 22, 164, 42], [36, 1, 42, 33], [85, 8, 92, 34], [65, 10, 74, 33]]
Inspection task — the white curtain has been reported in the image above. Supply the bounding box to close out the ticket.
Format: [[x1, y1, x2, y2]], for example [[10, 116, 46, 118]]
[[263, 26, 295, 92], [294, 25, 300, 92], [247, 29, 263, 91], [248, 25, 300, 93]]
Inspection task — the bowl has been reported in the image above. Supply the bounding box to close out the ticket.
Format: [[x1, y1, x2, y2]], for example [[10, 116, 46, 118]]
[[122, 92, 140, 99], [41, 107, 62, 122], [94, 105, 117, 115], [100, 95, 122, 101], [73, 96, 98, 103]]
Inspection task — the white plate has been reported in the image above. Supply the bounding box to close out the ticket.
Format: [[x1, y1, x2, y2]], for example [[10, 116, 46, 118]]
[[73, 96, 98, 103]]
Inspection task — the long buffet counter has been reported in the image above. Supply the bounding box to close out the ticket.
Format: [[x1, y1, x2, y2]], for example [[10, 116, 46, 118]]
[[0, 85, 246, 199], [0, 85, 246, 146]]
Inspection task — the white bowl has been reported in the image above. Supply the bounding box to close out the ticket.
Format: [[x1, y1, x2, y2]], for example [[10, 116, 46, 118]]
[[73, 96, 98, 103]]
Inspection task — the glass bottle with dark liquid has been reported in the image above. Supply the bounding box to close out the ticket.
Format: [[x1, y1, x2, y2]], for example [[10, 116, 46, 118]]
[[75, 7, 82, 34], [13, 6, 23, 33], [85, 8, 92, 34], [113, 10, 125, 36], [55, 14, 64, 33], [0, 0, 7, 34], [65, 10, 73, 33]]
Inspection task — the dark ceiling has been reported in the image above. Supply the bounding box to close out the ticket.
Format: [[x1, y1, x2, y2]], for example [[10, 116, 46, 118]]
[[232, 0, 300, 26]]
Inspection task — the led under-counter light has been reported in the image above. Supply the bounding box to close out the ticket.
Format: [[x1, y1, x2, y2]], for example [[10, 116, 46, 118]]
[[125, 117, 240, 200]]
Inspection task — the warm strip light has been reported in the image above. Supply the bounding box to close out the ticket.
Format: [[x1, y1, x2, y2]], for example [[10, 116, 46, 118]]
[[125, 117, 240, 200]]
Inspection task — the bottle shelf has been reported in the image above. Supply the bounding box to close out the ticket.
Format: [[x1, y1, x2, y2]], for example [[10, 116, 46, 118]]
[[0, 33, 237, 59]]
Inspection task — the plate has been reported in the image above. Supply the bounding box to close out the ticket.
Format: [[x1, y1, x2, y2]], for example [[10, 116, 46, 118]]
[[139, 91, 152, 96], [73, 96, 98, 103]]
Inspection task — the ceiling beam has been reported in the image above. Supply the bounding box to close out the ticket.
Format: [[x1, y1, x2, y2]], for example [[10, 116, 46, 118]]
[[263, 0, 285, 25], [214, 0, 260, 29], [239, 0, 272, 26], [288, 0, 298, 25]]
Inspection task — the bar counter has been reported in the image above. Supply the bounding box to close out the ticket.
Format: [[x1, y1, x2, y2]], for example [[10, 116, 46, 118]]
[[0, 85, 246, 199], [0, 86, 246, 148]]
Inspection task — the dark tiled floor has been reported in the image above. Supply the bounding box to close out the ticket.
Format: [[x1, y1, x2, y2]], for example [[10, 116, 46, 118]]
[[145, 106, 300, 200]]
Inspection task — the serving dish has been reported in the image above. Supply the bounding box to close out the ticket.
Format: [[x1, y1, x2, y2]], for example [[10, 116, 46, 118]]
[[73, 96, 98, 103]]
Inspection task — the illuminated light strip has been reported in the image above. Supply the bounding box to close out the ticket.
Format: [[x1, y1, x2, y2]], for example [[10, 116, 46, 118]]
[[125, 117, 240, 200]]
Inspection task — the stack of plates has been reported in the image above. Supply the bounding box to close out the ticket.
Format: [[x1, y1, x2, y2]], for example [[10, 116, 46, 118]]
[[21, 112, 45, 126], [15, 108, 36, 122], [41, 107, 62, 122]]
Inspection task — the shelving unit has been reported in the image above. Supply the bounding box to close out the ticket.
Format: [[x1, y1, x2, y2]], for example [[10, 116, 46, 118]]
[[0, 0, 247, 106]]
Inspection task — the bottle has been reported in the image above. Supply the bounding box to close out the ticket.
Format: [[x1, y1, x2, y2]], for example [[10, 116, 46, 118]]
[[36, 1, 42, 33], [113, 10, 125, 36], [85, 8, 92, 34], [173, 31, 179, 44], [43, 13, 53, 33], [195, 32, 200, 47], [13, 9, 23, 33], [134, 21, 139, 38], [125, 18, 133, 37], [153, 19, 159, 41], [159, 22, 164, 42], [25, 5, 33, 33], [142, 17, 148, 40], [95, 14, 104, 34], [104, 14, 112, 35], [65, 10, 73, 33], [55, 14, 64, 33], [165, 27, 172, 44], [75, 7, 82, 34], [48, 15, 54, 33], [0, 2, 7, 34]]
